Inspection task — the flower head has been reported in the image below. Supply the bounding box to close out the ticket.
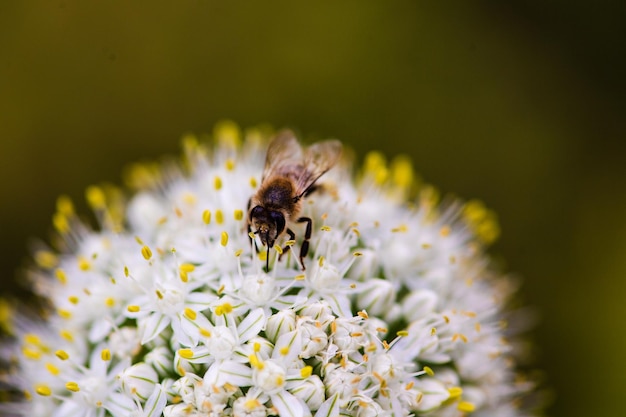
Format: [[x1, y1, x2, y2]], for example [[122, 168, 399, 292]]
[[1, 122, 538, 417]]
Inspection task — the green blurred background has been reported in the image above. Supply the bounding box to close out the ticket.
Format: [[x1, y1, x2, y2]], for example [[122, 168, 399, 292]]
[[1, 1, 624, 416]]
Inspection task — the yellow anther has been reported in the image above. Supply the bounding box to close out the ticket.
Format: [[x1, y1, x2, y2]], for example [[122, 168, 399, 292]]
[[443, 315, 450, 324], [154, 290, 163, 300], [141, 245, 152, 260], [101, 349, 111, 361], [440, 225, 451, 237], [77, 256, 91, 271], [65, 381, 80, 392], [200, 328, 211, 338], [457, 401, 476, 413], [178, 349, 194, 359], [53, 212, 70, 234], [273, 244, 283, 255], [405, 381, 415, 390], [275, 375, 284, 387], [294, 274, 305, 281], [124, 266, 129, 277], [215, 209, 224, 225], [86, 185, 106, 210], [245, 398, 261, 410], [353, 251, 362, 257], [284, 240, 295, 246], [54, 269, 67, 285], [234, 209, 244, 221], [279, 346, 289, 356], [55, 350, 69, 360], [249, 354, 261, 369], [45, 362, 60, 376], [300, 366, 313, 378], [214, 120, 242, 147], [431, 327, 437, 336], [35, 384, 52, 396], [448, 387, 463, 398], [258, 251, 267, 261], [320, 225, 331, 232], [234, 249, 243, 257], [214, 176, 223, 190], [225, 158, 235, 171], [104, 297, 115, 308], [396, 330, 409, 337], [184, 308, 197, 320], [58, 309, 72, 319], [22, 347, 41, 360], [423, 366, 434, 376], [59, 330, 74, 342], [357, 310, 369, 319], [202, 209, 211, 224], [421, 243, 431, 249], [475, 322, 481, 333], [35, 251, 58, 269], [24, 334, 41, 345], [462, 199, 500, 244], [182, 192, 197, 205], [391, 224, 408, 233], [56, 195, 75, 216], [127, 305, 140, 313], [220, 231, 229, 246], [318, 256, 325, 267], [390, 155, 414, 189], [68, 296, 79, 305], [250, 177, 258, 188]]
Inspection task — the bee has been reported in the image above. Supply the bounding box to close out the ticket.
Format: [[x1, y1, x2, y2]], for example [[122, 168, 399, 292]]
[[248, 131, 342, 271]]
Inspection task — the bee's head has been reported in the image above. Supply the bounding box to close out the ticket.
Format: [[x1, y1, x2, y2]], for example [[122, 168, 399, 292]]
[[250, 205, 285, 248]]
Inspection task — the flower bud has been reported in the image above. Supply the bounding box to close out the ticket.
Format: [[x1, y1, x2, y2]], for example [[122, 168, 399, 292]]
[[118, 362, 158, 401]]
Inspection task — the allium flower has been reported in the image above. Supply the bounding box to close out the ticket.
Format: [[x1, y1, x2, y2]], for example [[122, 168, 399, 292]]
[[0, 122, 538, 417]]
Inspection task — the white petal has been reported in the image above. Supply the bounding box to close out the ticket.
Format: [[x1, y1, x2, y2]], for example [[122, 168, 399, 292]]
[[271, 391, 304, 417]]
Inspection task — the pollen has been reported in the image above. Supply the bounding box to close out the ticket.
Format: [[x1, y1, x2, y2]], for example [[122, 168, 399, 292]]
[[54, 268, 68, 285], [279, 346, 290, 356], [202, 209, 212, 224], [35, 250, 58, 269], [58, 309, 72, 319], [45, 362, 60, 376], [234, 209, 244, 221], [101, 349, 111, 361], [127, 305, 140, 313], [216, 209, 224, 224], [220, 231, 229, 246], [423, 366, 434, 376], [273, 244, 283, 255], [200, 328, 211, 338], [65, 381, 80, 392], [250, 177, 258, 188], [396, 330, 409, 337], [225, 158, 235, 171], [53, 212, 70, 234], [457, 401, 476, 413], [68, 295, 79, 305], [60, 330, 74, 342], [448, 387, 463, 398], [178, 349, 194, 359], [141, 245, 153, 260], [55, 350, 69, 360], [86, 185, 106, 210], [184, 308, 197, 320], [35, 384, 52, 396], [214, 176, 223, 190]]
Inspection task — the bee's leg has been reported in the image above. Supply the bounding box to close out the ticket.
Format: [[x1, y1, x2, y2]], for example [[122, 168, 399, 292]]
[[297, 217, 312, 270], [278, 228, 296, 262]]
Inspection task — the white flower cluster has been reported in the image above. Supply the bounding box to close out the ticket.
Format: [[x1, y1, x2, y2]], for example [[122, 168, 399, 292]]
[[0, 123, 536, 417]]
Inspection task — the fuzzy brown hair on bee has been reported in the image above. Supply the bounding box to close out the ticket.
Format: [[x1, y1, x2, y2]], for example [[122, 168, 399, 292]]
[[247, 130, 342, 271]]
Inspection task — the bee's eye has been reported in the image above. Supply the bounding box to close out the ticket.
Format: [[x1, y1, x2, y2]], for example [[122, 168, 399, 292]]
[[250, 205, 265, 219], [270, 211, 286, 235]]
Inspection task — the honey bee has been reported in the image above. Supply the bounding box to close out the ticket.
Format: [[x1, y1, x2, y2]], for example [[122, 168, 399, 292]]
[[248, 130, 342, 270]]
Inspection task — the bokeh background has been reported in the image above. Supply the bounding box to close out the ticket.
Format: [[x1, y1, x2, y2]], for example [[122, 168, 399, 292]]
[[1, 1, 624, 416]]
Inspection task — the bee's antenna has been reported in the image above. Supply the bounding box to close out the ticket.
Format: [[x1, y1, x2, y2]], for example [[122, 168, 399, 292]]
[[266, 246, 270, 272]]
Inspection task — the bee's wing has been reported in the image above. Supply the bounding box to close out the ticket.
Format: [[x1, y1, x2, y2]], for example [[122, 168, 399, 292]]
[[262, 131, 305, 182], [294, 139, 343, 197]]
